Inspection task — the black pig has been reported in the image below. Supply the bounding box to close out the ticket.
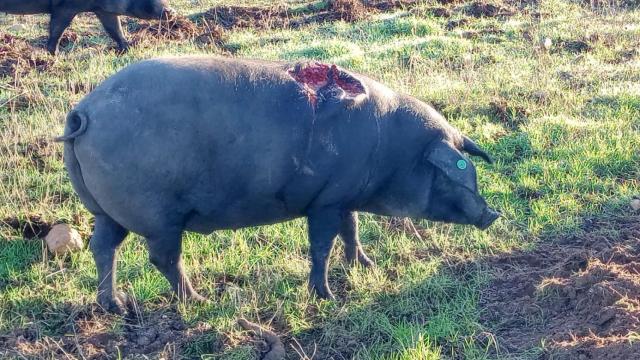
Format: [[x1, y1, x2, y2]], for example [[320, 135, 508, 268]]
[[58, 57, 500, 313], [0, 0, 175, 54]]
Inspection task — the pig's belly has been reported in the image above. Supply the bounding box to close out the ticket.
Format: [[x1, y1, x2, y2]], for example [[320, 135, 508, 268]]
[[183, 196, 303, 234]]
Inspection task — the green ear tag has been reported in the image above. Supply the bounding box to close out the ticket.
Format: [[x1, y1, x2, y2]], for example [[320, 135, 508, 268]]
[[456, 159, 467, 170]]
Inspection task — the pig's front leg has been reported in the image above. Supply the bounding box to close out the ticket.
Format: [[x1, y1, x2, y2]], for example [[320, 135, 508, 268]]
[[95, 12, 129, 53], [307, 208, 341, 300], [47, 9, 77, 54]]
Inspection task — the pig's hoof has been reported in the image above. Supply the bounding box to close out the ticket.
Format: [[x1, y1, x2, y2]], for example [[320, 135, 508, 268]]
[[116, 44, 129, 54], [347, 252, 375, 268], [188, 292, 207, 303], [310, 284, 335, 301], [176, 289, 208, 303], [98, 291, 129, 314], [46, 45, 58, 56], [357, 254, 375, 268]]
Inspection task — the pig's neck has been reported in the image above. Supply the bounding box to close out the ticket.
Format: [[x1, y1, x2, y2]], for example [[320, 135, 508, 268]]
[[353, 97, 438, 215]]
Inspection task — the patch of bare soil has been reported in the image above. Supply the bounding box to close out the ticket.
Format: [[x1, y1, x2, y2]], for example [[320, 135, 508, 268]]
[[364, 0, 419, 11], [464, 1, 516, 17], [33, 30, 79, 49], [582, 0, 640, 12], [0, 305, 222, 359], [17, 137, 55, 172], [489, 97, 529, 129], [1, 214, 54, 239], [0, 33, 52, 78], [4, 90, 46, 112], [127, 15, 227, 50], [480, 216, 640, 359], [446, 18, 470, 30], [129, 15, 204, 42], [199, 0, 419, 30]]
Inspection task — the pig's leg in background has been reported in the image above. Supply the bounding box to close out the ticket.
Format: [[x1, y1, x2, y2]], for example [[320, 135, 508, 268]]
[[47, 10, 76, 54], [339, 211, 374, 267], [146, 229, 206, 302], [95, 12, 129, 53], [307, 209, 341, 300], [90, 215, 129, 314]]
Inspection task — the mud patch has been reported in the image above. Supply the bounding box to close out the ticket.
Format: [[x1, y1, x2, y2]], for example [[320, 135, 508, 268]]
[[4, 90, 46, 112], [129, 15, 202, 42], [366, 0, 420, 11], [0, 33, 52, 78], [464, 1, 515, 17], [127, 15, 227, 49], [0, 305, 223, 359], [479, 216, 640, 358], [559, 39, 592, 53], [17, 137, 55, 172], [488, 97, 529, 130], [1, 214, 54, 239], [199, 4, 292, 30], [198, 0, 420, 30], [33, 30, 79, 50]]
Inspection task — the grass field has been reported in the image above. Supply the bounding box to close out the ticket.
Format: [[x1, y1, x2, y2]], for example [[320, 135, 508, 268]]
[[1, 0, 639, 359]]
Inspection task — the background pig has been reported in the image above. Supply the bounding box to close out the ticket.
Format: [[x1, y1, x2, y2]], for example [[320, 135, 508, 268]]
[[58, 57, 499, 313], [0, 0, 175, 54]]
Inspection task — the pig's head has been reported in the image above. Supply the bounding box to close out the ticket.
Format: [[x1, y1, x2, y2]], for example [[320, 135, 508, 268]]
[[421, 137, 500, 230], [126, 0, 175, 20], [363, 126, 499, 230]]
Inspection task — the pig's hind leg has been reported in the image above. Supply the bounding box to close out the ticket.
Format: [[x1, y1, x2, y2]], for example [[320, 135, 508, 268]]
[[47, 10, 76, 54], [146, 229, 206, 302], [90, 215, 129, 314], [339, 212, 374, 268], [95, 12, 129, 53], [307, 209, 341, 300]]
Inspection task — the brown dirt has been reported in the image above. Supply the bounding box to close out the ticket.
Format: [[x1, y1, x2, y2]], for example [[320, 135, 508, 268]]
[[558, 39, 592, 53], [479, 216, 640, 359], [489, 97, 529, 129], [464, 1, 516, 17], [0, 305, 222, 359], [4, 90, 46, 112], [199, 4, 292, 30], [33, 30, 79, 50], [17, 137, 55, 172], [363, 0, 419, 11], [1, 214, 54, 239], [424, 6, 453, 17], [199, 0, 420, 31], [129, 15, 206, 42], [446, 18, 470, 30], [0, 33, 52, 78]]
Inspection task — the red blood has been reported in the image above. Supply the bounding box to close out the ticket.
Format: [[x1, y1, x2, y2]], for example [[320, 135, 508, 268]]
[[288, 62, 364, 106]]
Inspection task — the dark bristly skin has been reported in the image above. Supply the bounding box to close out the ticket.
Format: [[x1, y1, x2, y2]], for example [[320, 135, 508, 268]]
[[58, 57, 499, 313], [0, 0, 175, 54]]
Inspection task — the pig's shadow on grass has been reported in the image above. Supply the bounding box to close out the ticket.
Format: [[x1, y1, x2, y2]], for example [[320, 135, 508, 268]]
[[282, 214, 640, 360]]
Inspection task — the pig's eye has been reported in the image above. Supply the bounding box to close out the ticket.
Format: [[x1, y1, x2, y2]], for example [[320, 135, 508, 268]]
[[456, 159, 467, 170]]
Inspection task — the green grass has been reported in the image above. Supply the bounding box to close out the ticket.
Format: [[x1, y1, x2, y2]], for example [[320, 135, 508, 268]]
[[1, 0, 639, 358]]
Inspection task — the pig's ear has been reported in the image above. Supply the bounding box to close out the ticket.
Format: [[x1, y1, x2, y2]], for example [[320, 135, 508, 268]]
[[462, 136, 493, 164], [425, 140, 478, 191]]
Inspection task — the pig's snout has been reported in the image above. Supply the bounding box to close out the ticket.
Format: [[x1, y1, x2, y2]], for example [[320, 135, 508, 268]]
[[474, 207, 500, 230]]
